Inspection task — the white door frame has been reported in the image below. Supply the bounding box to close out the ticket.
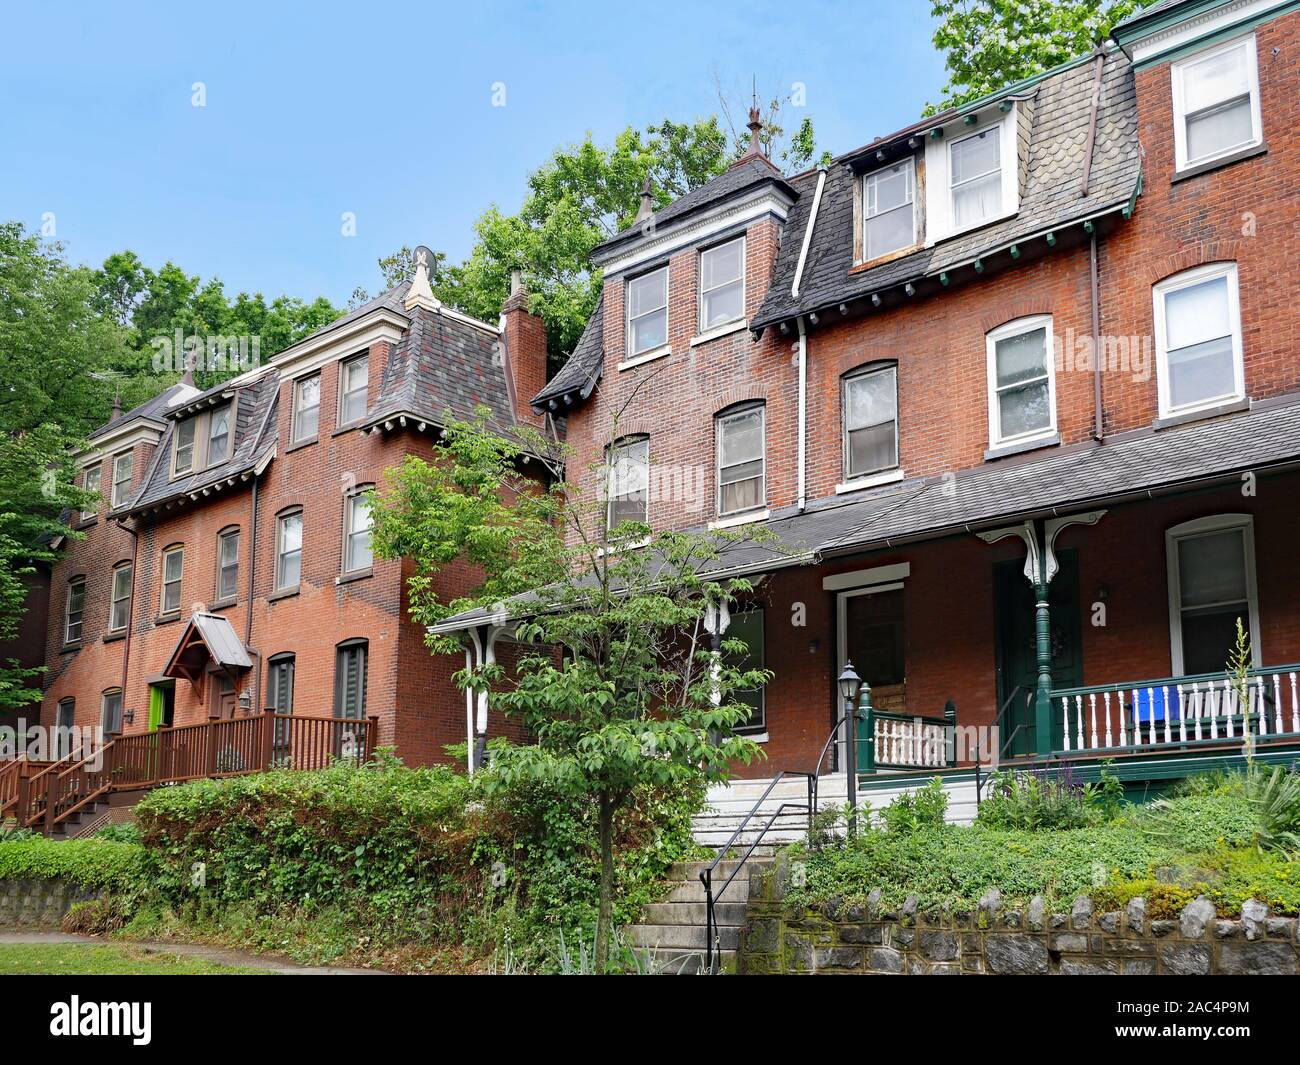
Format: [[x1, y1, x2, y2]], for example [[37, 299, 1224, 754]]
[[834, 580, 905, 768]]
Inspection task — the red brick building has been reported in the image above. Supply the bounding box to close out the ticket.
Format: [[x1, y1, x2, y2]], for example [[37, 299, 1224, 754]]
[[33, 254, 547, 769], [458, 0, 1300, 792]]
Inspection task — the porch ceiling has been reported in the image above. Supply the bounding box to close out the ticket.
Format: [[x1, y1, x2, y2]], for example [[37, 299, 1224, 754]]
[[430, 396, 1300, 634]]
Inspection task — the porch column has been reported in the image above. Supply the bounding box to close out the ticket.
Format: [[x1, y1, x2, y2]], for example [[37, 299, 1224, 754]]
[[978, 511, 1106, 756]]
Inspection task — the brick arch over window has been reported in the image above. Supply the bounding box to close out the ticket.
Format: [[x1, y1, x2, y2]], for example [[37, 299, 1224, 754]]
[[709, 384, 769, 417], [1147, 243, 1246, 288], [609, 418, 655, 442], [979, 298, 1054, 336]]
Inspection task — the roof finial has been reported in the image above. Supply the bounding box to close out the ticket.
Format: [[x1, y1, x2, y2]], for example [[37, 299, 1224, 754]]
[[745, 80, 764, 158], [635, 176, 654, 223], [405, 244, 440, 312]]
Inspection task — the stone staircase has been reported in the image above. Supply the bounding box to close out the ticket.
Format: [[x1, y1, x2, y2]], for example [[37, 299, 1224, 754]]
[[626, 853, 772, 974]]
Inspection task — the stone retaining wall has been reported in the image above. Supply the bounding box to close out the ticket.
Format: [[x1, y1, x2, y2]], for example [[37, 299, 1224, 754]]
[[0, 878, 104, 930], [739, 857, 1299, 975]]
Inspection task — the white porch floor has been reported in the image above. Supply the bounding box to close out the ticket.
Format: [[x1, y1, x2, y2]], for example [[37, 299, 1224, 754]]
[[694, 771, 978, 848]]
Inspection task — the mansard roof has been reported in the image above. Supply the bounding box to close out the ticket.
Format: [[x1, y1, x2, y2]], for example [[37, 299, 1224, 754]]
[[86, 381, 199, 442], [531, 292, 604, 411]]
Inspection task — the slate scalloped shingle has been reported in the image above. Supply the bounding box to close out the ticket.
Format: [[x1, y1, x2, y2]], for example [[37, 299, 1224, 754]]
[[531, 293, 604, 409]]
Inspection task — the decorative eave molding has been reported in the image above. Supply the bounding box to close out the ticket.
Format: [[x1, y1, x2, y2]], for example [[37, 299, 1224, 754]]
[[269, 313, 408, 383], [1124, 0, 1288, 64], [75, 422, 166, 465], [594, 186, 793, 277]]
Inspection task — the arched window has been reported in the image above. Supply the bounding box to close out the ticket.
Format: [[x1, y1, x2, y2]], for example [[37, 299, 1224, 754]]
[[343, 486, 374, 575], [100, 688, 123, 737], [605, 436, 649, 531], [986, 315, 1056, 449], [275, 508, 303, 591], [64, 576, 86, 645], [842, 363, 898, 482], [1166, 514, 1259, 676], [108, 562, 133, 633], [216, 526, 240, 602], [160, 544, 184, 616], [335, 640, 368, 720], [715, 403, 765, 517]]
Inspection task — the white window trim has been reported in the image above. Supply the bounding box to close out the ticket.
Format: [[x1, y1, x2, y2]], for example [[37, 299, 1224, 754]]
[[690, 318, 749, 347], [108, 565, 132, 632], [338, 353, 369, 426], [1153, 262, 1244, 419], [1171, 34, 1262, 175], [205, 403, 233, 468], [625, 265, 669, 361], [616, 343, 672, 372], [985, 314, 1058, 449], [80, 465, 101, 521], [171, 417, 197, 478], [715, 405, 766, 518], [842, 364, 900, 482], [698, 236, 746, 334], [292, 374, 321, 443], [216, 528, 240, 601], [275, 511, 303, 591], [1165, 513, 1261, 677], [64, 579, 85, 644], [342, 488, 374, 574], [709, 508, 769, 531], [924, 109, 1019, 243], [861, 158, 919, 262], [110, 451, 133, 509], [605, 438, 649, 531], [160, 546, 184, 615]]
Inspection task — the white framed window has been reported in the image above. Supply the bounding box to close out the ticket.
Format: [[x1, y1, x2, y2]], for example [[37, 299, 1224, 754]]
[[716, 405, 765, 517], [343, 490, 373, 573], [172, 417, 196, 476], [111, 451, 133, 508], [986, 315, 1057, 448], [1154, 262, 1244, 419], [292, 374, 321, 443], [699, 237, 745, 331], [206, 404, 231, 466], [1171, 35, 1262, 174], [606, 437, 649, 530], [925, 111, 1018, 241], [276, 511, 303, 591], [339, 354, 369, 426], [1166, 514, 1260, 676], [81, 465, 101, 521], [843, 365, 899, 479], [862, 160, 916, 261], [950, 127, 1002, 230], [65, 578, 86, 644], [101, 689, 123, 737], [109, 564, 132, 632], [160, 546, 184, 615], [626, 267, 668, 358], [217, 527, 240, 601]]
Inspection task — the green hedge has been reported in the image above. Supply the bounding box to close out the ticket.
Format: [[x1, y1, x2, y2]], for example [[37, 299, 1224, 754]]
[[0, 837, 145, 891], [789, 793, 1288, 916]]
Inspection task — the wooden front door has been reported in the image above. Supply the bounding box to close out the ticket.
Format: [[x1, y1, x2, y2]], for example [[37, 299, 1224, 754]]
[[212, 674, 237, 721], [993, 549, 1084, 756]]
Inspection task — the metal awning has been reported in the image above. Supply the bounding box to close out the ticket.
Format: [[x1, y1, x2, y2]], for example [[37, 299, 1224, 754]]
[[163, 612, 253, 693]]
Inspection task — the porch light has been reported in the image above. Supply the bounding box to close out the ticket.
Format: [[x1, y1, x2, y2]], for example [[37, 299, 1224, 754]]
[[838, 661, 862, 704]]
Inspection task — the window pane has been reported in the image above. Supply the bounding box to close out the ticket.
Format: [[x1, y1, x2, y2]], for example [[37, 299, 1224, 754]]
[[208, 408, 230, 462], [845, 368, 897, 431], [1181, 607, 1246, 676], [867, 162, 912, 215], [628, 270, 666, 318], [281, 514, 302, 553], [175, 420, 196, 472], [341, 357, 368, 423], [701, 280, 744, 329], [220, 532, 239, 565], [278, 515, 302, 588], [726, 609, 765, 730], [997, 380, 1051, 438], [995, 326, 1048, 388], [848, 422, 897, 477], [608, 439, 649, 526], [346, 496, 373, 571], [1168, 335, 1236, 409], [1179, 529, 1247, 608], [721, 476, 763, 515], [1165, 276, 1230, 351], [164, 550, 183, 582], [295, 377, 320, 439], [1186, 96, 1253, 162], [720, 411, 763, 466], [701, 240, 742, 291], [953, 172, 1001, 228], [951, 129, 999, 183], [866, 203, 914, 259], [1183, 43, 1249, 114], [630, 308, 667, 354]]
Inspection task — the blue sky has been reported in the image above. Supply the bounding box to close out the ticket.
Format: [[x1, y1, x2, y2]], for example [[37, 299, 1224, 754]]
[[1, 1, 946, 307]]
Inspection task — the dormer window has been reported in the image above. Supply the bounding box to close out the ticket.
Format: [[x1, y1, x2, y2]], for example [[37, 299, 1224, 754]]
[[171, 403, 233, 479], [699, 237, 745, 331], [626, 267, 668, 359], [207, 404, 231, 465], [173, 418, 196, 475], [863, 160, 917, 261], [1171, 35, 1261, 174], [950, 127, 1002, 230]]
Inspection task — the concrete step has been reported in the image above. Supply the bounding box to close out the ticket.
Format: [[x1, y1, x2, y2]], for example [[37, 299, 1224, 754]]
[[640, 901, 749, 926], [627, 923, 740, 952], [649, 950, 735, 975], [662, 879, 753, 904], [667, 858, 753, 881]]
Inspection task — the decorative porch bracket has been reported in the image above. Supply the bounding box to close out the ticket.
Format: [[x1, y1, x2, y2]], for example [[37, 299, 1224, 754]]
[[465, 620, 513, 774], [977, 510, 1106, 755]]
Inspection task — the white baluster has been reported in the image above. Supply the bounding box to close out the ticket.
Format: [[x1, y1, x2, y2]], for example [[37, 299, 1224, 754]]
[[1103, 691, 1113, 748], [1117, 691, 1127, 747], [1062, 698, 1071, 752], [1132, 689, 1141, 747], [1162, 685, 1172, 745], [1191, 682, 1202, 742], [1290, 672, 1299, 734], [1273, 673, 1284, 735], [1256, 678, 1268, 737], [1209, 683, 1219, 740], [1225, 679, 1236, 739], [1147, 687, 1157, 746], [1177, 684, 1187, 743], [1089, 693, 1098, 749], [1076, 695, 1085, 750]]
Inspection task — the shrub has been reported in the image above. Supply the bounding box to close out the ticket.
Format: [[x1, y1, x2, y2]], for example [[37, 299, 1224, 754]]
[[975, 765, 1122, 831], [876, 777, 948, 833], [0, 837, 144, 891]]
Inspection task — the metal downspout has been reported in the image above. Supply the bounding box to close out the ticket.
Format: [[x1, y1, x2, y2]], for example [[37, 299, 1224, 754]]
[[797, 316, 807, 511]]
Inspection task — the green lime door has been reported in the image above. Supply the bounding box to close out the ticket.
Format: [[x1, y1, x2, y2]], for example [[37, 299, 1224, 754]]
[[993, 550, 1084, 757], [147, 682, 175, 731]]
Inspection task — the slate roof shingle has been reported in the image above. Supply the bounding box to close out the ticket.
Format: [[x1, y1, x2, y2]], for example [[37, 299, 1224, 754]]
[[531, 293, 604, 409]]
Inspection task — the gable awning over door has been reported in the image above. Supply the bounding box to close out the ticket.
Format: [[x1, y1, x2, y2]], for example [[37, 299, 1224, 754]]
[[163, 611, 253, 696]]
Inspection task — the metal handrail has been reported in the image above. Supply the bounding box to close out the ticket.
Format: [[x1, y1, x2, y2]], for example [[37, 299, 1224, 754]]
[[698, 770, 816, 974]]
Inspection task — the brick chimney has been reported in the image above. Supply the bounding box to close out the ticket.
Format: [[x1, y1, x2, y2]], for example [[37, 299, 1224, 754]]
[[500, 270, 548, 428]]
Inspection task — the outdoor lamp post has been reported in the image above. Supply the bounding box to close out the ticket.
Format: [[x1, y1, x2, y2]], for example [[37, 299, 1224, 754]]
[[838, 661, 863, 836]]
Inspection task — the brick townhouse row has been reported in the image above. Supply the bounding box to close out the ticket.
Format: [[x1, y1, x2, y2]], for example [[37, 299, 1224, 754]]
[[28, 0, 1300, 787], [440, 0, 1300, 784]]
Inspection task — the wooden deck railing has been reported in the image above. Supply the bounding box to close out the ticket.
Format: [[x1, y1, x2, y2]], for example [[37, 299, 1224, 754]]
[[1051, 664, 1300, 756], [863, 705, 957, 771], [7, 709, 379, 835]]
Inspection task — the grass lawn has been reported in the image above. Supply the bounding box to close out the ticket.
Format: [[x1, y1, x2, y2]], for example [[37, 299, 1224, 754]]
[[0, 943, 271, 975]]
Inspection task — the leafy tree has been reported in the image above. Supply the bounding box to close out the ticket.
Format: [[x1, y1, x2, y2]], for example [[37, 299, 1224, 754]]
[[371, 411, 770, 970], [927, 0, 1140, 112]]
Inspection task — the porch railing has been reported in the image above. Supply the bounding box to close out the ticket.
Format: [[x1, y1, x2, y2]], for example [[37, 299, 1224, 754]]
[[864, 703, 957, 771], [1050, 664, 1300, 756]]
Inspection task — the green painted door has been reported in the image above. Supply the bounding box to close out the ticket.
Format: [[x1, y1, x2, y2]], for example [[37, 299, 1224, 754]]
[[147, 685, 166, 731], [993, 550, 1084, 756]]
